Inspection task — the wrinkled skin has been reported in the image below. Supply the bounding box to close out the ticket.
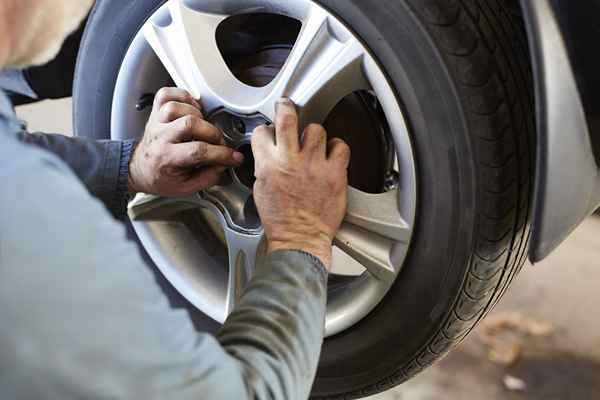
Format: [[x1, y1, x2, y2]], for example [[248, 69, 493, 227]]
[[128, 87, 244, 196], [252, 99, 351, 269]]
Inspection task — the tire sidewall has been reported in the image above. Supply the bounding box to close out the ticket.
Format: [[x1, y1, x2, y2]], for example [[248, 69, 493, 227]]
[[73, 0, 167, 140]]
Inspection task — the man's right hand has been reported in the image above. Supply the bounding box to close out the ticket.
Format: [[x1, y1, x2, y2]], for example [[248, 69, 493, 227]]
[[128, 87, 244, 196], [251, 99, 351, 270]]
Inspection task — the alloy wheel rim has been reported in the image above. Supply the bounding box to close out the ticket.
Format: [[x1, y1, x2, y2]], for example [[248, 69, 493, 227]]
[[111, 0, 417, 337]]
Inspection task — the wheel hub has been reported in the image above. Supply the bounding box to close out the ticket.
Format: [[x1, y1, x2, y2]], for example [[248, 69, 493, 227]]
[[202, 109, 268, 234], [208, 108, 270, 148]]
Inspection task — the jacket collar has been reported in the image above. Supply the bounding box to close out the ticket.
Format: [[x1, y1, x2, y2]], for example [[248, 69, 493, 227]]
[[0, 89, 16, 120]]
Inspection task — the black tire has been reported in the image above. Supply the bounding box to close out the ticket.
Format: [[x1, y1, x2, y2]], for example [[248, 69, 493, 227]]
[[73, 0, 535, 398]]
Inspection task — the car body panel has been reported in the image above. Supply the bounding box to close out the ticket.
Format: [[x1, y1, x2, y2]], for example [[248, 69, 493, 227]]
[[551, 0, 600, 165], [520, 0, 600, 262]]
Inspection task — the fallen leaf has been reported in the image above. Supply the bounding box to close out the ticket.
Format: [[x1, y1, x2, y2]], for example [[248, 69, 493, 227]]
[[479, 311, 554, 337], [488, 341, 522, 365], [477, 311, 553, 365]]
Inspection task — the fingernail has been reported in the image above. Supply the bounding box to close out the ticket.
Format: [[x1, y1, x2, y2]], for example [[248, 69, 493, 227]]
[[275, 98, 293, 114], [233, 151, 245, 163]]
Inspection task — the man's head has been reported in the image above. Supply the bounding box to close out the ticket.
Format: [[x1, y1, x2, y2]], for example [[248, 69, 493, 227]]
[[0, 0, 93, 68]]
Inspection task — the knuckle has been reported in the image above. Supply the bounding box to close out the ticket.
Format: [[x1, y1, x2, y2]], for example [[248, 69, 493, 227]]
[[156, 152, 168, 167], [209, 124, 223, 143], [180, 115, 196, 132], [342, 145, 352, 162], [327, 171, 346, 191], [253, 125, 268, 135], [306, 123, 326, 136], [326, 174, 338, 187], [333, 140, 351, 159], [157, 162, 171, 177], [161, 102, 178, 121], [183, 91, 195, 104], [213, 147, 230, 162], [154, 87, 171, 104], [252, 125, 271, 145], [340, 141, 351, 156], [192, 142, 208, 160], [278, 113, 298, 130], [223, 146, 234, 158], [336, 170, 348, 185], [329, 137, 343, 147], [156, 87, 170, 96], [253, 125, 271, 139]]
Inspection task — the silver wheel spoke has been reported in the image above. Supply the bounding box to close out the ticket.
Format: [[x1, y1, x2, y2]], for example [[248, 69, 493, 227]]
[[223, 229, 262, 317], [345, 187, 411, 242], [128, 193, 204, 220], [144, 1, 368, 122], [334, 188, 410, 282], [334, 223, 396, 282], [259, 4, 369, 124], [143, 0, 249, 113]]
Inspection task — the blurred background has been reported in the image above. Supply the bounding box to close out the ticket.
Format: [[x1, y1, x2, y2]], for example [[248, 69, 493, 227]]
[[17, 99, 600, 400]]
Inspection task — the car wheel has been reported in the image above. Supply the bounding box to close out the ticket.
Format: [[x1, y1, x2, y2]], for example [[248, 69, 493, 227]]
[[73, 0, 534, 397]]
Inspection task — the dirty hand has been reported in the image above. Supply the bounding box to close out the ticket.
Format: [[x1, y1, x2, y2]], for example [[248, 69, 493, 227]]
[[128, 87, 244, 196], [251, 99, 351, 269]]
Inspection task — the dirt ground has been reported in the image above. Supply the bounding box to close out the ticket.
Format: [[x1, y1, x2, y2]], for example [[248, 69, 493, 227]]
[[18, 99, 600, 400]]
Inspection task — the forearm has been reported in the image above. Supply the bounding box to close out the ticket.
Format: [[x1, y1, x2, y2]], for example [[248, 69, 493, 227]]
[[217, 250, 328, 400], [14, 131, 135, 217]]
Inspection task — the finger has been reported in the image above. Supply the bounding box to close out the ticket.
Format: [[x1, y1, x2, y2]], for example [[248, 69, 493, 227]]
[[167, 115, 224, 145], [153, 87, 201, 112], [159, 101, 203, 123], [181, 166, 228, 193], [274, 98, 300, 153], [171, 141, 244, 168], [327, 138, 351, 168], [251, 124, 276, 162], [302, 124, 327, 159]]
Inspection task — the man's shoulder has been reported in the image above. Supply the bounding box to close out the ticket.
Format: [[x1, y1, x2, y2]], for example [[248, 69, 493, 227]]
[[0, 120, 93, 230], [0, 90, 56, 170]]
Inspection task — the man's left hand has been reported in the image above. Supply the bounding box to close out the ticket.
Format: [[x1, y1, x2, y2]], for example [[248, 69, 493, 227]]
[[128, 87, 244, 196]]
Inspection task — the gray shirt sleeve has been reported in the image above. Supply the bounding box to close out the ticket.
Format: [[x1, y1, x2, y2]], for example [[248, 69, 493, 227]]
[[13, 131, 136, 218], [0, 132, 327, 400], [1, 71, 135, 217]]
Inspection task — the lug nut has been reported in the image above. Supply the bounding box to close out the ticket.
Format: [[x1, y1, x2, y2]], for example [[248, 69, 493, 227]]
[[135, 93, 155, 111], [384, 171, 400, 191], [235, 119, 246, 135]]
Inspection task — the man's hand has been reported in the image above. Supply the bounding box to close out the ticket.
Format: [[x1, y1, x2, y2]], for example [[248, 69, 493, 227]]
[[128, 88, 244, 196], [251, 99, 351, 270]]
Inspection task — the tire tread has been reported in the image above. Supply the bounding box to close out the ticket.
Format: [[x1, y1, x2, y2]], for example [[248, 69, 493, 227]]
[[331, 0, 534, 397]]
